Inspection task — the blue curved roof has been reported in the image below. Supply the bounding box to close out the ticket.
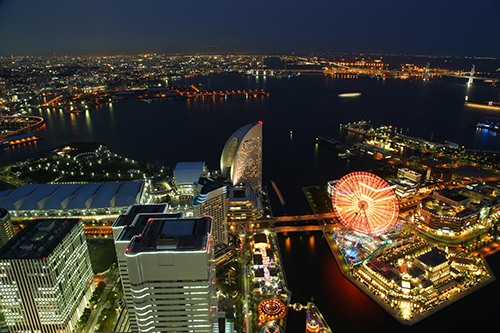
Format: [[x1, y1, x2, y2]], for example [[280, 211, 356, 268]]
[[0, 182, 145, 212], [173, 162, 206, 185]]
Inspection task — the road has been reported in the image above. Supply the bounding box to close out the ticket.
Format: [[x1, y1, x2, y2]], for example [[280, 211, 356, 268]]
[[82, 268, 120, 333], [83, 285, 113, 333], [240, 235, 252, 333]]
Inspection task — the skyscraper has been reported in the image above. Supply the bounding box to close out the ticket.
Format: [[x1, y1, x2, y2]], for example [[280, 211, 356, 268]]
[[0, 218, 94, 333], [220, 122, 262, 192], [0, 208, 15, 247], [112, 204, 178, 332], [112, 205, 217, 332], [124, 216, 217, 332]]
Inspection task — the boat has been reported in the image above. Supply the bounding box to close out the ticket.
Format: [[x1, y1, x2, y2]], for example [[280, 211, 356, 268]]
[[0, 133, 42, 148], [338, 92, 361, 97], [474, 121, 500, 131], [337, 153, 349, 160], [465, 101, 500, 110]]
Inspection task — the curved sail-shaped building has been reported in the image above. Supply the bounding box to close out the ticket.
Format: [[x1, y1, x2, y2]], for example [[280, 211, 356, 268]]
[[220, 122, 262, 191]]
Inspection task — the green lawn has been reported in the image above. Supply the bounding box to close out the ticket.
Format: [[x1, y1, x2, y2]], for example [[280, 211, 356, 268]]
[[87, 239, 117, 274]]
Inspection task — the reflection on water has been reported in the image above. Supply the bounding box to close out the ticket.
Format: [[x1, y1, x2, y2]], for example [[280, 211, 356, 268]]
[[69, 113, 77, 133], [2, 73, 500, 206], [85, 111, 93, 135], [309, 235, 315, 254], [284, 237, 291, 254], [474, 128, 499, 148], [279, 230, 500, 332], [313, 143, 319, 166]]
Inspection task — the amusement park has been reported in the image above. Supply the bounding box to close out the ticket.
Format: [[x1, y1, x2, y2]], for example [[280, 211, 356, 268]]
[[240, 165, 498, 330], [326, 171, 495, 324]]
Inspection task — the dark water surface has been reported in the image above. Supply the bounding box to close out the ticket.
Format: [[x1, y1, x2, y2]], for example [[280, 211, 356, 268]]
[[278, 232, 500, 332], [2, 72, 500, 215]]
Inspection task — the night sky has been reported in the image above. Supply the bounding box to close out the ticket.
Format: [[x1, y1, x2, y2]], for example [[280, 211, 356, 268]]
[[0, 0, 499, 56]]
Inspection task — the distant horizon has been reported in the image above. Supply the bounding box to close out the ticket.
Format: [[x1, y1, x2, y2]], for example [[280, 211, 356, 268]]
[[1, 51, 499, 59]]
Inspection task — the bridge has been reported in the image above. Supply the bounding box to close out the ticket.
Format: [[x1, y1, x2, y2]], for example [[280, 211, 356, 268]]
[[82, 212, 339, 237], [83, 208, 426, 236], [39, 95, 63, 107], [269, 63, 499, 87]]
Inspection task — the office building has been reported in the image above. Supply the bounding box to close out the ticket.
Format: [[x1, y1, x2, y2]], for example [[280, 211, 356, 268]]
[[124, 216, 217, 332], [220, 122, 262, 192], [193, 178, 228, 245], [0, 208, 15, 247], [0, 218, 94, 333], [389, 178, 419, 198]]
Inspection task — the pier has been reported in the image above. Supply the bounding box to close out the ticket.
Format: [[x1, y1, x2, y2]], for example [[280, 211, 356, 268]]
[[32, 86, 270, 108]]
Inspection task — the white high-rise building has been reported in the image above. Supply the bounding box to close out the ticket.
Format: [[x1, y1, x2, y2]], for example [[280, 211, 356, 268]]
[[112, 205, 217, 332], [124, 216, 217, 333], [112, 204, 178, 332], [0, 218, 94, 333]]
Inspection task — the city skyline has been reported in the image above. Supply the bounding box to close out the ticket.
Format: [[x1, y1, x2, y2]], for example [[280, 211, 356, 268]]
[[0, 0, 499, 57], [1, 1, 500, 327]]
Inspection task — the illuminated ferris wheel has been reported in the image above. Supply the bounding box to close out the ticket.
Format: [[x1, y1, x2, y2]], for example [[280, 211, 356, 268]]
[[332, 172, 399, 236]]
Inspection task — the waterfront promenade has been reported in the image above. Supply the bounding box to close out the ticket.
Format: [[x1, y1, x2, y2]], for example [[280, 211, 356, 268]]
[[323, 230, 497, 326]]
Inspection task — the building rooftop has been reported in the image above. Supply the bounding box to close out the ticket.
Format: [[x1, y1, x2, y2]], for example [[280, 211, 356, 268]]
[[0, 182, 145, 211], [127, 216, 212, 253], [421, 196, 476, 218], [389, 178, 418, 188], [192, 178, 226, 206], [173, 162, 206, 186], [253, 233, 267, 244], [416, 249, 448, 268], [0, 218, 80, 260], [253, 254, 263, 266], [434, 190, 469, 204], [113, 204, 168, 228], [367, 259, 399, 281], [118, 212, 184, 242]]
